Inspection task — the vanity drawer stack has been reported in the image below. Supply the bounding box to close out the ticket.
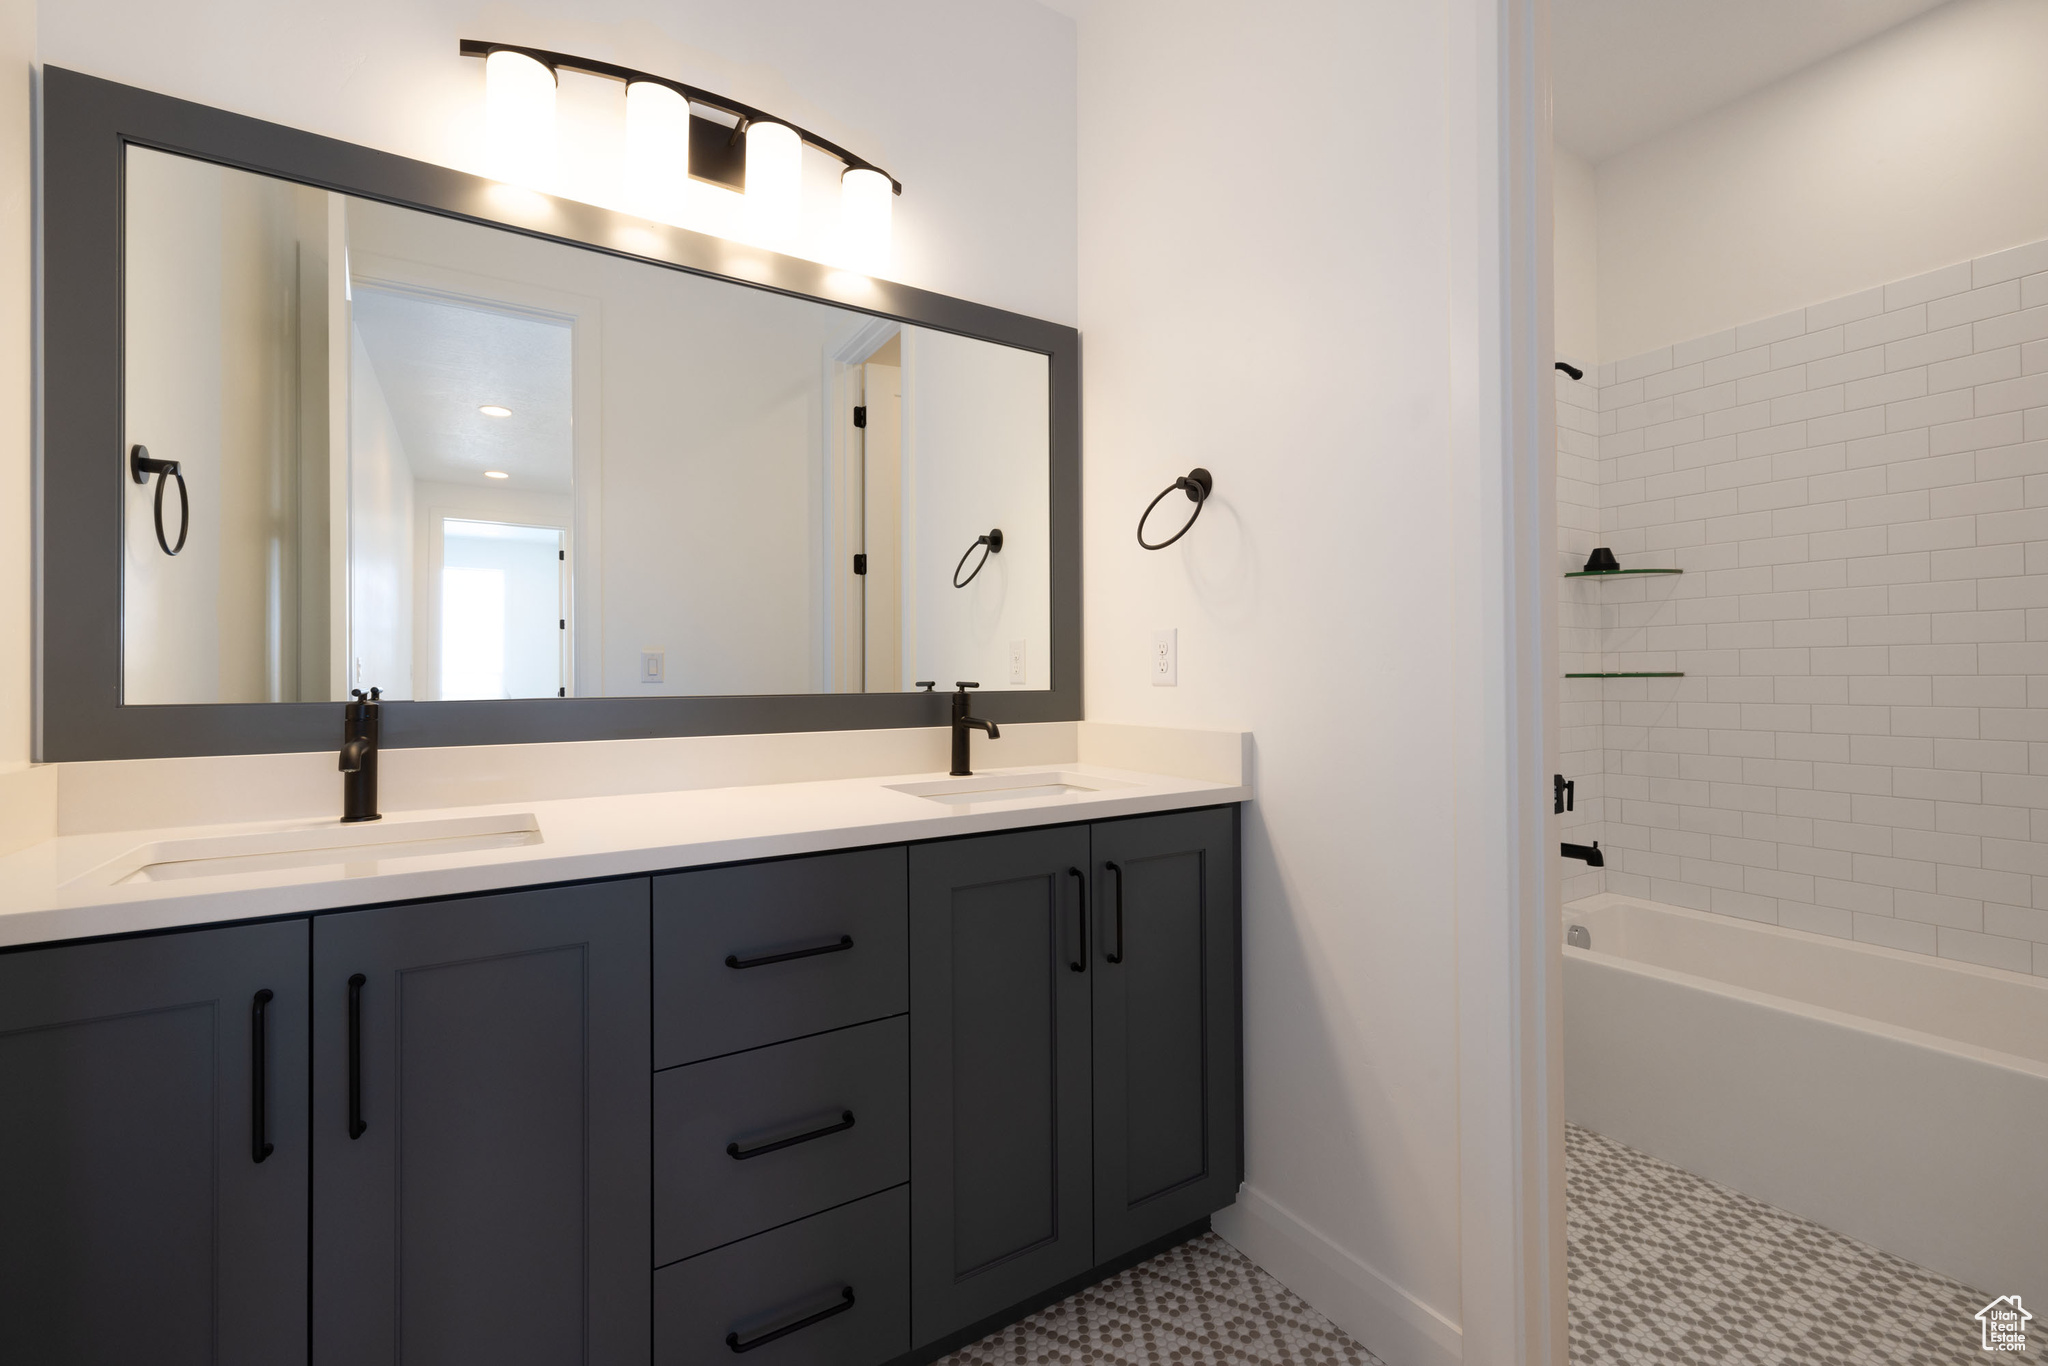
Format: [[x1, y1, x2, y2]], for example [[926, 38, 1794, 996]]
[[651, 848, 912, 1366]]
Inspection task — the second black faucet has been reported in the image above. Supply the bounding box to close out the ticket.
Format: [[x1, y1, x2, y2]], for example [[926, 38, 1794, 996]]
[[950, 682, 999, 776]]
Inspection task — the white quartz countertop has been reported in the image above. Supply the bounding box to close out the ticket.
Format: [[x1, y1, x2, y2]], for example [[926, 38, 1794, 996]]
[[0, 761, 1247, 950]]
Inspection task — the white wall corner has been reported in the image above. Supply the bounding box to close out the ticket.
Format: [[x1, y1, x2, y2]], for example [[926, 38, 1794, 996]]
[[1214, 1186, 1463, 1366]]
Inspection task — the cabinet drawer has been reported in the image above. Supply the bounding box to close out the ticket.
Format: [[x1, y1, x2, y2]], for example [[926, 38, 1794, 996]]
[[656, 1186, 908, 1366], [655, 848, 907, 1067], [655, 1015, 908, 1264]]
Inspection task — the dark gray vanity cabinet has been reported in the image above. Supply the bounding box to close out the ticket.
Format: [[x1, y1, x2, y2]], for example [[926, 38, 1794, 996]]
[[0, 920, 310, 1366], [1089, 807, 1241, 1261], [311, 880, 652, 1366], [908, 824, 1098, 1343]]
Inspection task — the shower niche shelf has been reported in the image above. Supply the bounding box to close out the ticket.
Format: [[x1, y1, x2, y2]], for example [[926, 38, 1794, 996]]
[[1565, 671, 1685, 679], [1565, 568, 1683, 578]]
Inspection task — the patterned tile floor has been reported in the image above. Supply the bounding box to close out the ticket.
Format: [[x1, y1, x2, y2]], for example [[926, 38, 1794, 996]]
[[1565, 1123, 1996, 1365], [941, 1127, 2000, 1366], [938, 1232, 1384, 1366]]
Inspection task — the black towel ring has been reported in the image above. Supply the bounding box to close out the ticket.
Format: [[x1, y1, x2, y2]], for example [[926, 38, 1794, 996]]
[[1137, 468, 1212, 550], [130, 444, 189, 556], [952, 529, 1003, 588]]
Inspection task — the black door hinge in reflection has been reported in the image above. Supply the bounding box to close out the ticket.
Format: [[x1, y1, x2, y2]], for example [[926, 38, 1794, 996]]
[[557, 687, 565, 697], [559, 618, 566, 630], [853, 554, 867, 575], [853, 406, 867, 428], [1554, 774, 1575, 814]]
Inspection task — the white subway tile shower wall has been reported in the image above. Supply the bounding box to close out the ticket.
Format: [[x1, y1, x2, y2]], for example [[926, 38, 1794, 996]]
[[1560, 366, 1606, 901], [1586, 237, 2048, 978]]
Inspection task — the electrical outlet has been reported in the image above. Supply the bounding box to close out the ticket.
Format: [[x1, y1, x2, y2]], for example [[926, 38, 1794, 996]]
[[1151, 629, 1177, 686], [640, 649, 665, 684], [1009, 640, 1026, 685]]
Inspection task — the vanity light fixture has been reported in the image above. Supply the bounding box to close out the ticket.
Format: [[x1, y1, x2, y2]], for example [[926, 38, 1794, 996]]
[[461, 41, 900, 266], [482, 49, 556, 189], [484, 470, 510, 480]]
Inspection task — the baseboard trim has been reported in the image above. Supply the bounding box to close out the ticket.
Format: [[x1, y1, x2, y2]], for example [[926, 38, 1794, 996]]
[[1213, 1186, 1463, 1366]]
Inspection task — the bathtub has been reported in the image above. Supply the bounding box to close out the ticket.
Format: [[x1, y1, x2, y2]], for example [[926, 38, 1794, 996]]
[[1563, 894, 2048, 1302]]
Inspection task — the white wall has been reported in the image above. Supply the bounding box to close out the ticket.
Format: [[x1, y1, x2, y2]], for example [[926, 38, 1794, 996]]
[[348, 326, 415, 699], [1553, 147, 1598, 371], [34, 0, 1075, 325], [1595, 0, 2048, 363], [1077, 0, 1478, 1357], [901, 328, 1050, 691], [122, 151, 303, 705]]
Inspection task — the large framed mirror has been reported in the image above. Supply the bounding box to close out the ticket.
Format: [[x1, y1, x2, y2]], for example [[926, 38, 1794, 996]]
[[42, 68, 1079, 760]]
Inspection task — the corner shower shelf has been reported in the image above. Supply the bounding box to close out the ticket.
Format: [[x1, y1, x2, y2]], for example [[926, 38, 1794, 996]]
[[1564, 568, 1683, 578], [1565, 671, 1685, 679]]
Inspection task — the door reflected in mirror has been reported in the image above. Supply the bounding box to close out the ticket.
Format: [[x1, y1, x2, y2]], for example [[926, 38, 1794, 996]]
[[120, 146, 1051, 706]]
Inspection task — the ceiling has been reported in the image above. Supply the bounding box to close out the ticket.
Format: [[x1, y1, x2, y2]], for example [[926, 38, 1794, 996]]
[[1553, 0, 1954, 162], [349, 287, 574, 494]]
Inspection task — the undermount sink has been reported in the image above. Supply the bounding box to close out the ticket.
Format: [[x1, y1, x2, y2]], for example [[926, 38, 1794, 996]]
[[77, 812, 543, 887], [886, 771, 1132, 806]]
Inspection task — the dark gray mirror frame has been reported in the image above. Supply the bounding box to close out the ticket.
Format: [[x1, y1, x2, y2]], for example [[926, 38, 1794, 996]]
[[40, 66, 1081, 761]]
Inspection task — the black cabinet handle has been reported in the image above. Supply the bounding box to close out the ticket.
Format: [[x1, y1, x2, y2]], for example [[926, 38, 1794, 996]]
[[725, 934, 853, 970], [250, 989, 275, 1163], [1103, 861, 1125, 964], [346, 973, 367, 1139], [1067, 866, 1087, 973], [726, 1110, 856, 1161], [726, 1286, 855, 1353]]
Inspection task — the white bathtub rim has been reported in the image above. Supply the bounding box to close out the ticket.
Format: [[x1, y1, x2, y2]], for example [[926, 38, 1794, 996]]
[[1562, 900, 2048, 1083], [1568, 890, 2046, 995]]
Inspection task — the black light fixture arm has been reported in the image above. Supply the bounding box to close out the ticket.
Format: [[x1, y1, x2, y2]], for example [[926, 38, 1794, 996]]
[[1137, 467, 1212, 550], [459, 40, 902, 195], [129, 444, 188, 556]]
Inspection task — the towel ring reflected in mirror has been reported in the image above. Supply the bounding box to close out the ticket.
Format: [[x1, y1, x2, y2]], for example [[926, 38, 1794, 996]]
[[1137, 467, 1212, 550], [129, 444, 188, 556], [953, 528, 1003, 588]]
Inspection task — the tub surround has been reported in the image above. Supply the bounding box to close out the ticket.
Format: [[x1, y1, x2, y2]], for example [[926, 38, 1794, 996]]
[[1564, 891, 2047, 1302], [1565, 233, 2048, 979], [0, 720, 1249, 949]]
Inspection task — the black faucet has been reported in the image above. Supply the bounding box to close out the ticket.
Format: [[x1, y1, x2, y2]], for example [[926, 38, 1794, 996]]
[[340, 688, 382, 823], [949, 682, 999, 776], [1560, 841, 1603, 867]]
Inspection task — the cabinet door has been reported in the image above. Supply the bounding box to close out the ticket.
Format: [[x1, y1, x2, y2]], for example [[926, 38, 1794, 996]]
[[312, 880, 651, 1366], [0, 920, 309, 1366], [908, 825, 1093, 1344], [1090, 807, 1241, 1260]]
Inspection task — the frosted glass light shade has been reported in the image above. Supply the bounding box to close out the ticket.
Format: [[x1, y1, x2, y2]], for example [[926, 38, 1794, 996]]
[[484, 50, 556, 189], [624, 81, 690, 224], [744, 121, 802, 246], [839, 168, 892, 275]]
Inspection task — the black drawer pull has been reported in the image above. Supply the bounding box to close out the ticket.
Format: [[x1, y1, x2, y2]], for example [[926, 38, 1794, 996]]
[[346, 973, 367, 1139], [726, 1286, 855, 1353], [250, 989, 275, 1163], [726, 1109, 856, 1161], [725, 934, 854, 970], [1104, 861, 1125, 964]]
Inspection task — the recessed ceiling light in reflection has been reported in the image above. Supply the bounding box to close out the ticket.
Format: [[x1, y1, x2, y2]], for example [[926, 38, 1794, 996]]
[[479, 404, 513, 418], [484, 470, 510, 480]]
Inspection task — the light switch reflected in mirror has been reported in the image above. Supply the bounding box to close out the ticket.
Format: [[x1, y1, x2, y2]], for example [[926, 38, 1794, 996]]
[[119, 146, 1051, 706]]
